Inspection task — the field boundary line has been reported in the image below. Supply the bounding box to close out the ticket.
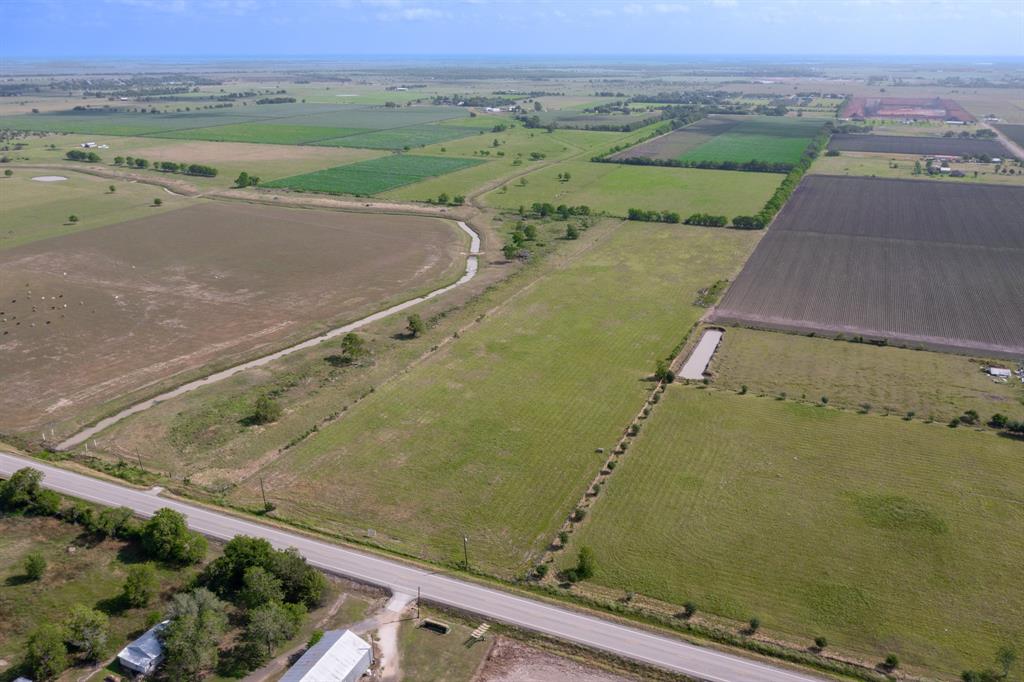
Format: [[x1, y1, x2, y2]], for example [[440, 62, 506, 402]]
[[54, 218, 481, 451]]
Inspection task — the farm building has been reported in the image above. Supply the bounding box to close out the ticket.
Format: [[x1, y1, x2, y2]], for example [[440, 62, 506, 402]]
[[117, 620, 168, 675], [280, 629, 373, 682], [988, 367, 1012, 378]]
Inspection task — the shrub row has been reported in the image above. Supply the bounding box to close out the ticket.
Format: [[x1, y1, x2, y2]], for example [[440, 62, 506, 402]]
[[65, 149, 100, 162], [627, 208, 680, 224], [684, 213, 728, 227]]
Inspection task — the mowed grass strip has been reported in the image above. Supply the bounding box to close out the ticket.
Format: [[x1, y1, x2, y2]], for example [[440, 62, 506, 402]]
[[679, 117, 824, 165], [150, 122, 368, 145], [264, 154, 483, 195], [568, 387, 1024, 676], [230, 222, 760, 574]]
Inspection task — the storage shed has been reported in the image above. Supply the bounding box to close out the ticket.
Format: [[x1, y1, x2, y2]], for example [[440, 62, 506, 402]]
[[280, 629, 373, 682]]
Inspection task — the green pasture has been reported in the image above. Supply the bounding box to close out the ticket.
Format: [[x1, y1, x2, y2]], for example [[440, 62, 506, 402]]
[[313, 124, 477, 150], [226, 222, 760, 575], [0, 171, 195, 250], [678, 117, 824, 165], [264, 154, 483, 195], [568, 387, 1024, 678], [711, 327, 1024, 422], [483, 161, 780, 217]]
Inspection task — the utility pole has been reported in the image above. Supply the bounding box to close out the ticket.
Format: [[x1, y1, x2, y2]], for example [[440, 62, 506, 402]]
[[463, 535, 470, 570], [260, 477, 269, 510], [416, 586, 421, 620]]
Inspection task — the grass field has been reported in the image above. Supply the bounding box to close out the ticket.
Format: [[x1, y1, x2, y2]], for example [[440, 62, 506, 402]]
[[678, 117, 823, 165], [710, 327, 1024, 422], [399, 608, 492, 680], [152, 122, 368, 145], [567, 387, 1024, 678], [313, 124, 480, 150], [0, 515, 197, 662], [810, 152, 1024, 186], [0, 171, 196, 250], [264, 154, 483, 195], [483, 161, 780, 217], [225, 221, 760, 575]]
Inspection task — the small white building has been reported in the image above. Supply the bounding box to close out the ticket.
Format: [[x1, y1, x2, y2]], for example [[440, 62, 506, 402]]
[[280, 629, 373, 682], [117, 620, 168, 675], [988, 367, 1012, 378]]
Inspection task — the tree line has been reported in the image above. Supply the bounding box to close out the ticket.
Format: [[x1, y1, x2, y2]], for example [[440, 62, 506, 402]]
[[113, 155, 218, 177]]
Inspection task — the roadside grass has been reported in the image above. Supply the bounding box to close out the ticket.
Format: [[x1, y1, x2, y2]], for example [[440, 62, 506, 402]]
[[0, 515, 196, 662], [398, 607, 491, 681], [710, 327, 1024, 422], [263, 154, 483, 195], [678, 117, 824, 165], [483, 161, 780, 217], [566, 387, 1024, 678], [0, 171, 195, 250], [226, 221, 760, 575], [151, 123, 368, 145]]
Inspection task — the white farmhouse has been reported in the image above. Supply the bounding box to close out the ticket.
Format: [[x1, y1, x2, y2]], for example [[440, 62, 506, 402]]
[[117, 620, 168, 675], [280, 629, 373, 682]]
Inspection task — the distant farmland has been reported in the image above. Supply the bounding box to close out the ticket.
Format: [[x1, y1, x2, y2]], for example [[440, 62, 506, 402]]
[[828, 133, 1008, 157], [995, 124, 1024, 149], [0, 103, 482, 149], [712, 176, 1024, 356], [608, 115, 823, 167], [264, 154, 483, 195]]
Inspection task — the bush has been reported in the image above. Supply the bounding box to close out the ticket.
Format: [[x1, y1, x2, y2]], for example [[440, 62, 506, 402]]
[[63, 604, 109, 660], [558, 530, 569, 545], [24, 551, 47, 580], [682, 601, 697, 619], [960, 409, 980, 425], [572, 507, 587, 522], [884, 654, 899, 670], [748, 617, 761, 633], [989, 413, 1009, 429], [574, 546, 596, 580], [407, 313, 426, 338], [814, 636, 828, 650], [535, 564, 549, 578], [252, 395, 282, 425], [140, 508, 207, 564]]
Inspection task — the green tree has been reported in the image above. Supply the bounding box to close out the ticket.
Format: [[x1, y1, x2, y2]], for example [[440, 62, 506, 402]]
[[502, 241, 519, 260], [108, 184, 115, 192], [407, 313, 426, 338], [162, 588, 229, 681], [123, 562, 159, 608], [814, 636, 828, 650], [114, 156, 125, 165], [561, 171, 571, 182], [523, 224, 538, 241], [268, 548, 327, 608], [235, 171, 250, 187], [575, 546, 596, 580], [244, 601, 305, 658], [68, 214, 79, 223], [533, 100, 543, 112], [93, 506, 134, 538], [25, 624, 68, 682], [4, 169, 12, 177], [24, 551, 47, 580], [153, 197, 162, 206], [565, 224, 579, 240], [252, 395, 282, 425], [0, 466, 43, 511], [340, 332, 366, 361], [748, 617, 761, 633], [141, 507, 207, 564], [437, 192, 450, 205], [63, 604, 108, 660], [238, 566, 284, 609], [884, 654, 899, 670]]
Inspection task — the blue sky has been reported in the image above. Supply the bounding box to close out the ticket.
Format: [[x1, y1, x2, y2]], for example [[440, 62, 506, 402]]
[[2, 0, 1022, 58]]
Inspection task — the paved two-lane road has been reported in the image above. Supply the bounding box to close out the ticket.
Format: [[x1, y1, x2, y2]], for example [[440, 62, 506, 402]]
[[0, 451, 825, 682]]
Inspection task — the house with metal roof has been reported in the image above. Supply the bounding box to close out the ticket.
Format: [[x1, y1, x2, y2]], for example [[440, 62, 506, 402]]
[[280, 629, 373, 682], [117, 620, 168, 675]]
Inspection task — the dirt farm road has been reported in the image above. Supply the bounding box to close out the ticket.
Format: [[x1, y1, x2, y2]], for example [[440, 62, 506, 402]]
[[0, 451, 825, 682], [55, 219, 480, 451]]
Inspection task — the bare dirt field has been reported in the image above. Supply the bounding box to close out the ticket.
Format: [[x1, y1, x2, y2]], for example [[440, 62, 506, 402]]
[[475, 639, 633, 682], [828, 133, 1008, 157], [0, 201, 465, 434], [712, 176, 1024, 357]]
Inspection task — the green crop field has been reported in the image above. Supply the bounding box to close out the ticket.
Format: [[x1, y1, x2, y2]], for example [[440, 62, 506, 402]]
[[567, 387, 1023, 678], [710, 327, 1024, 422], [0, 171, 196, 250], [152, 122, 367, 145], [679, 117, 824, 165], [0, 110, 254, 136], [483, 161, 780, 217], [263, 154, 483, 195], [313, 124, 478, 150], [225, 221, 760, 575]]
